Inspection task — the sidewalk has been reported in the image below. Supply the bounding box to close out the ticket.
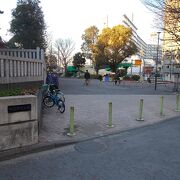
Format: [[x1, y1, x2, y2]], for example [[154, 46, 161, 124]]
[[0, 81, 180, 161], [40, 94, 180, 143]]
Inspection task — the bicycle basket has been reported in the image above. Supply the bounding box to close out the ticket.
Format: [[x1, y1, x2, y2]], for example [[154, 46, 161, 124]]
[[49, 84, 58, 92]]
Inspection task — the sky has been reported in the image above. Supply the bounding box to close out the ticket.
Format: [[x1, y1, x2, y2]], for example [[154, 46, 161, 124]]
[[0, 0, 157, 51]]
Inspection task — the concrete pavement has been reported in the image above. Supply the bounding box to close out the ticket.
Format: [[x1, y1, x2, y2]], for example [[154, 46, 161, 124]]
[[40, 94, 180, 143]]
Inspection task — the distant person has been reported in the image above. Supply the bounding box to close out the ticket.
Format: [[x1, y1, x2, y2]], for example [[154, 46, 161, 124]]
[[118, 72, 121, 84], [98, 75, 103, 81], [84, 70, 90, 85], [105, 74, 109, 82], [114, 72, 120, 85], [147, 74, 151, 83]]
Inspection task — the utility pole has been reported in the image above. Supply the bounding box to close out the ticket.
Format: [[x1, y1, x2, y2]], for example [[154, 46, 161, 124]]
[[155, 32, 161, 90], [106, 15, 109, 27], [0, 10, 4, 30]]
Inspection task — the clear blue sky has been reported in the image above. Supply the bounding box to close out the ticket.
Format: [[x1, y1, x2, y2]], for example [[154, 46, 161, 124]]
[[0, 0, 156, 51]]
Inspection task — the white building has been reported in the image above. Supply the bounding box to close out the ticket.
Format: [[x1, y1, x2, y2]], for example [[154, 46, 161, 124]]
[[122, 14, 147, 59], [146, 44, 162, 62]]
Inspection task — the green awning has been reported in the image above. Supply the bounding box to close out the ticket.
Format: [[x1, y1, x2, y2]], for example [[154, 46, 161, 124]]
[[118, 63, 132, 68], [105, 67, 111, 71], [67, 66, 77, 72]]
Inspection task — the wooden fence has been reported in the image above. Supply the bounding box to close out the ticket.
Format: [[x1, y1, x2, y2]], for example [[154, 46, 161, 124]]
[[0, 47, 46, 84]]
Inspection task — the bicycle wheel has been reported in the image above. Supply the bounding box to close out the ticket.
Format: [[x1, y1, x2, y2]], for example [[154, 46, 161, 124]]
[[57, 99, 65, 113], [56, 91, 65, 102], [43, 96, 54, 107], [60, 95, 65, 102]]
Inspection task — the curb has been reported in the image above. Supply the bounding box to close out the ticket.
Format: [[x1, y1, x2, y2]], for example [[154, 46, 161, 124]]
[[0, 140, 76, 162]]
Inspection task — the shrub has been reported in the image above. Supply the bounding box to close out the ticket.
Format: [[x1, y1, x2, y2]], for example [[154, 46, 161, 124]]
[[123, 76, 132, 81], [66, 72, 74, 77], [90, 74, 99, 79], [131, 75, 140, 81], [0, 87, 38, 97], [0, 88, 22, 97]]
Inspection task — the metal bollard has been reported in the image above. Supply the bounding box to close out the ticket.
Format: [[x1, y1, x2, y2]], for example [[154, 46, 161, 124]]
[[67, 106, 76, 136], [175, 94, 180, 112], [107, 102, 114, 127], [136, 99, 144, 121], [160, 96, 165, 116]]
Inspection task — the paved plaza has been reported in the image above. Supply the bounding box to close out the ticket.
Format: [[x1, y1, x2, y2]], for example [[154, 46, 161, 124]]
[[40, 78, 179, 143]]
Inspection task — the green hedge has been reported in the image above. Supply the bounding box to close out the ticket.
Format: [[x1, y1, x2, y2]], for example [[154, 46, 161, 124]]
[[131, 75, 140, 81], [0, 88, 22, 97], [90, 74, 99, 79], [0, 88, 38, 97], [123, 76, 132, 81], [123, 75, 140, 81]]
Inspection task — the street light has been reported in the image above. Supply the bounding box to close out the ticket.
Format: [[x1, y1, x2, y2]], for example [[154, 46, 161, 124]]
[[155, 32, 161, 90]]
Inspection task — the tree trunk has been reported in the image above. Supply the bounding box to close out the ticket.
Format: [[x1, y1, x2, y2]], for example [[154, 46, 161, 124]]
[[110, 64, 117, 73], [109, 61, 117, 73], [64, 64, 68, 77], [95, 66, 99, 76]]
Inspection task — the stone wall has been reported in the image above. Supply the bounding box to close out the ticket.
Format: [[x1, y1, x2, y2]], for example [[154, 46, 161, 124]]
[[0, 95, 38, 151]]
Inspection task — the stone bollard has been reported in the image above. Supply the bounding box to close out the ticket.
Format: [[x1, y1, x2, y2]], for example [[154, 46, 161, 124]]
[[67, 106, 76, 136], [175, 94, 180, 112], [160, 96, 165, 116], [107, 102, 114, 127], [136, 99, 144, 121]]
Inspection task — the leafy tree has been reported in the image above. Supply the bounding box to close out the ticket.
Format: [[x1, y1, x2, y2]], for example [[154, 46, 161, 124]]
[[98, 25, 138, 72], [92, 41, 107, 74], [55, 38, 75, 76], [9, 0, 46, 49], [81, 25, 99, 64], [141, 0, 180, 45], [73, 52, 86, 70]]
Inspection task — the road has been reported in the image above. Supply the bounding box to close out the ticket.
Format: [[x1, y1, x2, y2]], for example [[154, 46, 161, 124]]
[[0, 117, 180, 180], [59, 78, 174, 95]]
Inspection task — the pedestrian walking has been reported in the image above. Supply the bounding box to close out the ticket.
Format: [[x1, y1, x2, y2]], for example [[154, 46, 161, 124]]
[[84, 70, 90, 85], [114, 71, 119, 85]]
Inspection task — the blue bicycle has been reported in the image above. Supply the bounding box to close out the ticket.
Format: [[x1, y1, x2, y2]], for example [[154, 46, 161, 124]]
[[44, 84, 65, 103], [43, 90, 65, 113]]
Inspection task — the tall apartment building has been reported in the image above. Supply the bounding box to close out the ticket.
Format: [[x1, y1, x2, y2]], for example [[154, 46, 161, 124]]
[[122, 14, 147, 59], [146, 44, 162, 62], [162, 0, 180, 83]]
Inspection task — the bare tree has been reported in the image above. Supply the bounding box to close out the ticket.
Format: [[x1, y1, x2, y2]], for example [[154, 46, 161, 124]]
[[45, 33, 57, 71], [141, 0, 180, 45], [55, 38, 75, 76]]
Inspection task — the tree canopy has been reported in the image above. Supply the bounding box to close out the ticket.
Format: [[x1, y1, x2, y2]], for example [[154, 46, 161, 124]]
[[9, 0, 46, 49], [73, 52, 86, 69], [81, 25, 99, 61], [92, 40, 107, 74], [81, 25, 137, 73], [141, 0, 180, 45], [99, 25, 138, 72]]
